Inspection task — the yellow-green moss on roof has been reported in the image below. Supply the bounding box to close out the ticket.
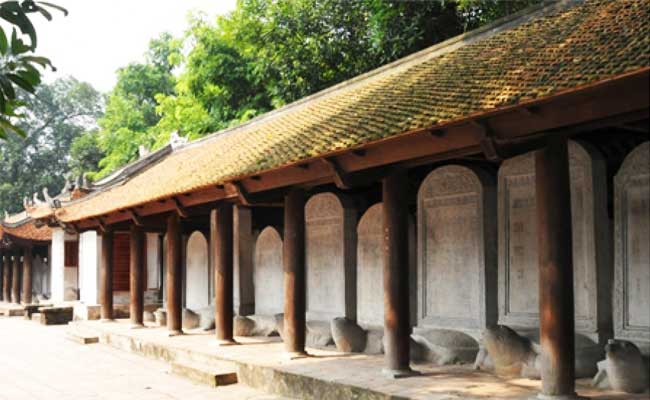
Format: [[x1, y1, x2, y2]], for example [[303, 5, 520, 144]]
[[57, 0, 650, 222]]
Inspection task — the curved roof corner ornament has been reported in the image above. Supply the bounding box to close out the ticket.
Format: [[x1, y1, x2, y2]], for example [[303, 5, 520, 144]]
[[43, 187, 55, 207], [169, 131, 188, 149]]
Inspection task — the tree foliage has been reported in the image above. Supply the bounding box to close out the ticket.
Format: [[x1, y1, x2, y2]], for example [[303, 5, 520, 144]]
[[0, 77, 101, 213], [0, 0, 67, 138], [81, 0, 541, 180]]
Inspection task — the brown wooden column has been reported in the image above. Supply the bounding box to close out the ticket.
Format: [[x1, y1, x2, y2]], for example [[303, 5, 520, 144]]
[[212, 204, 235, 344], [283, 189, 307, 357], [166, 213, 183, 335], [3, 255, 12, 302], [129, 225, 145, 327], [11, 253, 21, 304], [535, 137, 577, 398], [0, 254, 4, 302], [382, 169, 415, 378], [22, 247, 32, 305], [100, 229, 114, 321]]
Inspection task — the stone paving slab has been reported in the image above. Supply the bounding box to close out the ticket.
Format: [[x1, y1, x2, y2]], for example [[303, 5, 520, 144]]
[[73, 319, 645, 400], [0, 317, 291, 400]]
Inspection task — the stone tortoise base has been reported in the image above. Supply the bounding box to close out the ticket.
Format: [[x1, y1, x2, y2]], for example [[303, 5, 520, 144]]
[[64, 319, 644, 400]]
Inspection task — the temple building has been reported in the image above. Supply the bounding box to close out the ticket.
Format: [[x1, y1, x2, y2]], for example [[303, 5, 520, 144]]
[[2, 1, 649, 398]]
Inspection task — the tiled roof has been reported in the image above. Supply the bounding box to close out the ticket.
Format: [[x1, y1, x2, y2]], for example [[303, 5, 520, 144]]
[[56, 0, 650, 223], [0, 221, 52, 242]]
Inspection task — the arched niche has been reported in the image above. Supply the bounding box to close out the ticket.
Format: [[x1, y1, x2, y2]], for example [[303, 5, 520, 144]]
[[185, 231, 209, 310], [497, 140, 610, 343], [416, 165, 497, 336], [253, 226, 283, 315], [305, 192, 357, 321], [614, 141, 649, 347]]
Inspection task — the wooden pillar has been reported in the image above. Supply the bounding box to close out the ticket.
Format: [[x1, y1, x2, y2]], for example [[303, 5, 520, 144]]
[[283, 189, 307, 357], [382, 169, 414, 377], [129, 225, 145, 327], [0, 254, 4, 302], [11, 253, 21, 304], [3, 255, 12, 302], [535, 137, 577, 398], [100, 229, 114, 321], [22, 247, 32, 305], [166, 213, 183, 335], [212, 204, 235, 344]]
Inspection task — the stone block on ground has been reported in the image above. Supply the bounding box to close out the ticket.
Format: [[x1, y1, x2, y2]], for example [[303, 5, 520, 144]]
[[39, 306, 73, 325], [197, 306, 215, 330], [363, 328, 384, 354], [411, 328, 479, 366], [171, 362, 238, 387], [331, 317, 366, 353], [249, 315, 279, 337], [182, 308, 200, 329], [234, 316, 256, 336], [154, 308, 167, 327], [306, 320, 334, 348], [274, 313, 284, 339], [592, 339, 650, 393], [522, 330, 603, 378], [143, 311, 155, 323], [479, 325, 539, 378]]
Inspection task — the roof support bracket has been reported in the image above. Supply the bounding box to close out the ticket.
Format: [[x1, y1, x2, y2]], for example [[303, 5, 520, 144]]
[[171, 197, 188, 219], [231, 181, 251, 206], [470, 120, 502, 162], [127, 208, 143, 227], [322, 157, 352, 189]]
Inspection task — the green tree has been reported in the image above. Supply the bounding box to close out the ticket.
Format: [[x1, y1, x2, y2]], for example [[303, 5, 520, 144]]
[[0, 0, 67, 138], [0, 77, 101, 213], [94, 32, 180, 178], [68, 130, 104, 179]]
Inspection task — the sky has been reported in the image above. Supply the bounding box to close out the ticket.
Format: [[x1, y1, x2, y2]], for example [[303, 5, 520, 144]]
[[33, 0, 237, 93]]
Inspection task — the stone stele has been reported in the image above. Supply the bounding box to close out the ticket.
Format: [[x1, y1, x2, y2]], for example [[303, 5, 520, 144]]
[[253, 226, 283, 316], [416, 165, 497, 338], [614, 141, 650, 350], [305, 192, 356, 322], [497, 140, 611, 344]]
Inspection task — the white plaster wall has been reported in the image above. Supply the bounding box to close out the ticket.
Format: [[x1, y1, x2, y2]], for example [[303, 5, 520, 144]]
[[79, 231, 102, 304], [186, 231, 209, 310], [146, 233, 160, 290], [50, 228, 65, 303]]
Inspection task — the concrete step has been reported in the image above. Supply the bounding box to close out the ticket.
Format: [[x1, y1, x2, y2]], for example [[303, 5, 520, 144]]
[[170, 361, 238, 387], [31, 313, 41, 321], [65, 330, 100, 345]]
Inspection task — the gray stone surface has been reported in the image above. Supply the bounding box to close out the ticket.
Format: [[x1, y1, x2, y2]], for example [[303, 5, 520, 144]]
[[305, 192, 356, 322], [143, 310, 155, 323], [364, 328, 384, 355], [249, 314, 279, 337], [253, 226, 283, 316], [331, 317, 367, 353], [306, 320, 334, 348], [197, 306, 216, 330], [614, 142, 650, 348], [411, 328, 479, 366], [234, 315, 256, 336], [497, 141, 611, 343], [182, 308, 200, 329], [479, 325, 539, 378], [598, 339, 650, 393], [356, 204, 417, 330], [186, 231, 209, 310], [154, 308, 167, 327], [417, 165, 497, 337]]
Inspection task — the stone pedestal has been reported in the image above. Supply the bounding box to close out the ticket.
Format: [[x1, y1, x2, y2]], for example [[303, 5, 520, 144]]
[[254, 226, 284, 316], [497, 141, 611, 344], [614, 142, 649, 350], [305, 192, 356, 322], [417, 165, 497, 338]]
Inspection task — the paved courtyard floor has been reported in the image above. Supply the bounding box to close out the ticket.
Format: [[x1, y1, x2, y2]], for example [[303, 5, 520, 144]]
[[0, 316, 288, 400]]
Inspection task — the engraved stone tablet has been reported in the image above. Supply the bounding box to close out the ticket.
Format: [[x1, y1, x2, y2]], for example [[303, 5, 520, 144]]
[[186, 231, 209, 310], [498, 141, 611, 342], [254, 226, 284, 316], [305, 192, 356, 321], [614, 142, 650, 347], [417, 165, 497, 335], [357, 203, 416, 330]]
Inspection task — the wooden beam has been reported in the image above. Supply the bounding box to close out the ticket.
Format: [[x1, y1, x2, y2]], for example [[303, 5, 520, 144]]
[[171, 197, 188, 219], [127, 208, 143, 227], [230, 181, 251, 206], [469, 119, 502, 162]]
